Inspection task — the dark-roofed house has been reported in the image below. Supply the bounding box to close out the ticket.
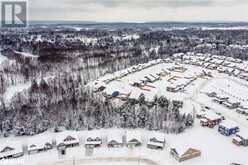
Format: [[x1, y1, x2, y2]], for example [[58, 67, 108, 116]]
[[126, 131, 142, 147], [85, 133, 102, 148], [107, 131, 123, 148], [0, 142, 24, 160], [147, 132, 165, 150], [56, 132, 80, 149]]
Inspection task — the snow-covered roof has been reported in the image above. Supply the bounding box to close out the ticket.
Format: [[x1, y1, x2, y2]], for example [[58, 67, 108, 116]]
[[219, 120, 239, 129], [149, 132, 165, 143], [85, 131, 102, 140], [204, 111, 222, 121], [28, 134, 53, 151], [93, 80, 106, 89], [236, 132, 248, 139], [233, 136, 242, 143], [0, 141, 23, 158], [200, 118, 209, 123], [107, 131, 123, 144], [126, 130, 141, 143], [55, 131, 80, 145], [171, 146, 201, 157]]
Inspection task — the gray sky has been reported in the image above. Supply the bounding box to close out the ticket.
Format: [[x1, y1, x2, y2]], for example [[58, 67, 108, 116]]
[[29, 0, 248, 22]]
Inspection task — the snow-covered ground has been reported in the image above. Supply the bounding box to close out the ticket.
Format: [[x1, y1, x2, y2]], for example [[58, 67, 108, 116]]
[[0, 126, 247, 165], [3, 82, 31, 104], [1, 56, 248, 165], [2, 75, 55, 105], [0, 53, 8, 64]]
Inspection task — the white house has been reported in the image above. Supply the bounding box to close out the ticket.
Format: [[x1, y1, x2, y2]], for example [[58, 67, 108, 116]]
[[0, 141, 24, 159], [107, 131, 123, 147], [85, 132, 102, 148], [232, 132, 248, 146], [27, 135, 53, 154], [147, 132, 165, 150], [126, 130, 142, 147], [56, 131, 80, 149]]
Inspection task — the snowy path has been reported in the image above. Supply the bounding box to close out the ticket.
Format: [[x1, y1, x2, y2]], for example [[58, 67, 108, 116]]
[[43, 157, 159, 165]]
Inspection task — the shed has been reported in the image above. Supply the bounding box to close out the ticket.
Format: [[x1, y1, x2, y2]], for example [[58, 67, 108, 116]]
[[218, 120, 239, 136], [126, 130, 142, 147], [170, 147, 201, 162], [107, 131, 123, 147]]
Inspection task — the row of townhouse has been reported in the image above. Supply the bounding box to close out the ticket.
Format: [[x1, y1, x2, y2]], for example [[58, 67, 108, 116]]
[[0, 130, 202, 163], [175, 52, 247, 78]]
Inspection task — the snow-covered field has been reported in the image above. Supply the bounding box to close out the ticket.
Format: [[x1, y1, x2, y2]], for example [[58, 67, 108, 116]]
[[1, 55, 248, 165]]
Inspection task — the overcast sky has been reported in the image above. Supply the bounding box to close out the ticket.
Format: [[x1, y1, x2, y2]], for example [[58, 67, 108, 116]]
[[29, 0, 248, 22]]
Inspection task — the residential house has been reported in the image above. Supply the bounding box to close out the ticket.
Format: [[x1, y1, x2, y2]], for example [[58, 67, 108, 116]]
[[200, 111, 223, 128], [167, 85, 182, 93], [147, 132, 165, 150], [170, 147, 201, 162], [0, 142, 24, 159], [107, 131, 123, 148], [222, 101, 240, 109], [212, 96, 229, 104], [236, 108, 248, 116], [28, 135, 53, 154], [232, 132, 248, 146], [56, 131, 80, 149], [126, 130, 142, 147], [85, 133, 102, 148], [218, 120, 239, 136]]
